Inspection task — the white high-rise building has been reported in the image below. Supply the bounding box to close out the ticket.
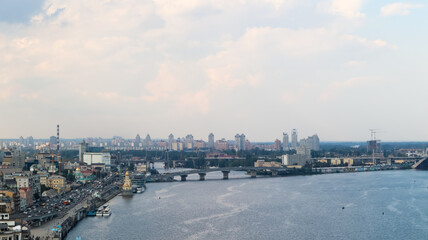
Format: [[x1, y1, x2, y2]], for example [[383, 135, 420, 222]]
[[300, 134, 320, 151], [282, 133, 289, 151], [135, 134, 141, 145], [185, 134, 194, 149], [208, 133, 215, 149], [168, 134, 174, 150], [79, 140, 88, 162], [144, 134, 153, 149], [235, 134, 246, 151], [291, 129, 298, 150]]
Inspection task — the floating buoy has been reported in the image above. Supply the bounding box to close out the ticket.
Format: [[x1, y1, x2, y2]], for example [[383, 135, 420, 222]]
[[342, 206, 345, 210]]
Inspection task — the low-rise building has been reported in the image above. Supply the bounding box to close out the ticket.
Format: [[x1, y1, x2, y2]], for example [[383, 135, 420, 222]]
[[282, 154, 310, 166], [0, 191, 19, 213], [136, 163, 147, 172], [83, 152, 111, 169], [331, 158, 342, 165], [343, 158, 354, 166], [317, 159, 328, 164], [172, 142, 183, 151], [254, 160, 282, 168], [18, 187, 33, 208], [42, 189, 58, 198], [13, 173, 41, 197], [46, 175, 66, 193], [38, 173, 49, 186]]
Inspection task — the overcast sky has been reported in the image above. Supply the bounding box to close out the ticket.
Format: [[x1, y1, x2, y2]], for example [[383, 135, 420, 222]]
[[0, 0, 427, 141]]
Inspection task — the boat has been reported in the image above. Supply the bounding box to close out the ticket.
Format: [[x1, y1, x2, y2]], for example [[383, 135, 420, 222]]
[[136, 187, 145, 193], [96, 205, 111, 217], [132, 173, 146, 194], [87, 210, 96, 217]]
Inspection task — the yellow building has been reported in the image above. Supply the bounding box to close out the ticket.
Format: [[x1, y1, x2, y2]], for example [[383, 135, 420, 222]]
[[136, 163, 147, 173], [317, 159, 328, 164], [254, 160, 282, 168], [38, 174, 49, 186], [343, 158, 354, 166], [286, 165, 302, 169], [47, 175, 66, 193], [331, 158, 341, 165], [0, 191, 19, 213]]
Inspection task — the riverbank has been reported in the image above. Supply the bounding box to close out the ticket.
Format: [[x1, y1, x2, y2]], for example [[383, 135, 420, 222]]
[[30, 186, 121, 240]]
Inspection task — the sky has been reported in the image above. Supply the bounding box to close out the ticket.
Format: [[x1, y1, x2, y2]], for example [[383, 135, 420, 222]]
[[0, 0, 427, 142]]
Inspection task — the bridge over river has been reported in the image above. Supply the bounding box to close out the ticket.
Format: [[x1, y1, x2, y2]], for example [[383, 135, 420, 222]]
[[153, 167, 287, 181]]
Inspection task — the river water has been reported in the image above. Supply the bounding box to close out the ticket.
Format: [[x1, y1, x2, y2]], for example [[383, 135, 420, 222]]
[[66, 169, 428, 240]]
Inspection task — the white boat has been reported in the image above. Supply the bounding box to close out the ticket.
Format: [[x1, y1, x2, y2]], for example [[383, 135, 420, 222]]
[[96, 205, 111, 217], [136, 187, 144, 193]]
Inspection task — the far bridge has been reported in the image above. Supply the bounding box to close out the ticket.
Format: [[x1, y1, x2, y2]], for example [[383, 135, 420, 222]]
[[155, 167, 287, 181]]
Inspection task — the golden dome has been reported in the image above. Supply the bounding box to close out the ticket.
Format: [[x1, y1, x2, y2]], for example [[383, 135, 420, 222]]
[[125, 171, 129, 176], [76, 167, 80, 171]]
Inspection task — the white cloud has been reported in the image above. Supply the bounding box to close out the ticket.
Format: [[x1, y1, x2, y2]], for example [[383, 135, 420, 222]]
[[319, 0, 365, 19], [319, 77, 382, 101], [381, 3, 423, 16], [343, 35, 396, 49], [344, 60, 367, 67]]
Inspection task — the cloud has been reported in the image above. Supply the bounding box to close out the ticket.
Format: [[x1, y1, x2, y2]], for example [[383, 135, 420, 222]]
[[319, 77, 382, 101], [380, 3, 423, 16], [343, 35, 396, 49], [178, 91, 210, 114], [319, 0, 365, 19], [344, 60, 367, 67]]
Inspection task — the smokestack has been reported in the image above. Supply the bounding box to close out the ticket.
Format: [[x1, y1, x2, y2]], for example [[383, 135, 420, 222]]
[[57, 124, 60, 153]]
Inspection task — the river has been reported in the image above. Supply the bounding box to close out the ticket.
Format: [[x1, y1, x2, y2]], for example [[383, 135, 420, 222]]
[[66, 169, 428, 240]]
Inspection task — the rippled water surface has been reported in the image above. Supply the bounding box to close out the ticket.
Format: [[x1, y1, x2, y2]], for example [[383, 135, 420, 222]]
[[66, 170, 428, 240]]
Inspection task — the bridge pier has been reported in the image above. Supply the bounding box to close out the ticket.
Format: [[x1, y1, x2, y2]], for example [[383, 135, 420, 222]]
[[272, 170, 278, 176], [180, 175, 188, 181], [198, 173, 206, 181], [250, 170, 257, 178], [222, 171, 230, 180]]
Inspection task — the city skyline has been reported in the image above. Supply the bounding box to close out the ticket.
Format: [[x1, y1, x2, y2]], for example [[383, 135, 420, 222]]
[[0, 1, 427, 141]]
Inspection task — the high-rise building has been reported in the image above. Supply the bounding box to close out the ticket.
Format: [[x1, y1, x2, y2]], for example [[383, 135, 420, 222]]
[[79, 140, 88, 162], [168, 134, 174, 150], [291, 129, 298, 150], [235, 134, 241, 151], [144, 134, 153, 149], [27, 136, 34, 148], [208, 133, 215, 149], [282, 133, 289, 151], [312, 134, 320, 151], [135, 134, 141, 145], [185, 134, 194, 149], [367, 140, 381, 153], [240, 134, 246, 151], [299, 134, 320, 151], [235, 134, 246, 151], [274, 139, 281, 151], [49, 136, 57, 147]]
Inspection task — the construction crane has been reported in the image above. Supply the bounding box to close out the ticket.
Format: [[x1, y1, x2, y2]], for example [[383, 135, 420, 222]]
[[369, 129, 377, 140]]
